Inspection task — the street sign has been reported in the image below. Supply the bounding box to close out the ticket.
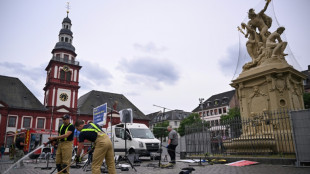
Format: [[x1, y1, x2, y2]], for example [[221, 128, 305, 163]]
[[93, 103, 107, 126]]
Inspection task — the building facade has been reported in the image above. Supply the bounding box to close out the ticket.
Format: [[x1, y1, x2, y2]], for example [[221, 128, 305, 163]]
[[192, 90, 239, 127], [302, 65, 310, 93], [148, 110, 191, 130], [0, 13, 149, 151]]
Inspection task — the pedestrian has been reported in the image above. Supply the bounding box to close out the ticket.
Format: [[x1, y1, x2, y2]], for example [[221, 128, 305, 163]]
[[74, 120, 116, 174], [48, 114, 75, 174], [0, 144, 5, 159], [14, 133, 25, 168], [167, 125, 178, 164]]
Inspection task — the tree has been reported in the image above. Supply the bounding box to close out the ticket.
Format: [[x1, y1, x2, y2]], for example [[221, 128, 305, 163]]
[[178, 113, 201, 136], [220, 107, 241, 138], [153, 121, 169, 138], [220, 107, 240, 122], [304, 93, 310, 109]]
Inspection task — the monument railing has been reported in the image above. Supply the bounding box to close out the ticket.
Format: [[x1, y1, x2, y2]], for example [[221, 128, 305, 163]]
[[184, 109, 306, 157]]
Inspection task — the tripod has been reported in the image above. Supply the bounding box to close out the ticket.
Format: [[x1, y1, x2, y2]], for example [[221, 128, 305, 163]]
[[34, 147, 52, 170], [115, 123, 137, 172], [82, 147, 93, 172]]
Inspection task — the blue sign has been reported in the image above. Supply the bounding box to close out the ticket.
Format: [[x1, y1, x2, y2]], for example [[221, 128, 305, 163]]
[[93, 103, 107, 126]]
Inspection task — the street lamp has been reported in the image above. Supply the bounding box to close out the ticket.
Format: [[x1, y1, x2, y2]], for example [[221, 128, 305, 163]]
[[199, 98, 205, 154], [199, 98, 204, 118]]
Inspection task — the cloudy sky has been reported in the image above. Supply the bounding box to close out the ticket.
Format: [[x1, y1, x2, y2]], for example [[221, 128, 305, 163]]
[[0, 0, 309, 114]]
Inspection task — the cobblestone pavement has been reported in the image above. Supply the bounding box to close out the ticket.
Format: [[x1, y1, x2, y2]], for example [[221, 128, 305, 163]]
[[1, 154, 310, 174]]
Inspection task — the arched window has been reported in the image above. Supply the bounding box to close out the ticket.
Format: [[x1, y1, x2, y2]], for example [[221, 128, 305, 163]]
[[60, 70, 65, 80], [65, 37, 68, 42], [66, 71, 71, 81], [64, 54, 69, 62], [61, 37, 64, 42]]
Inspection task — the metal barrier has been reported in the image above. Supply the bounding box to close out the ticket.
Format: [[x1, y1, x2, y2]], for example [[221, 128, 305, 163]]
[[290, 109, 310, 166]]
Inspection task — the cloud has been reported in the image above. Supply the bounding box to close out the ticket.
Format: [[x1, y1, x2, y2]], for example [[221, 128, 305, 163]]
[[218, 43, 244, 78], [133, 42, 167, 54], [0, 61, 46, 102], [79, 60, 113, 91], [117, 57, 179, 89]]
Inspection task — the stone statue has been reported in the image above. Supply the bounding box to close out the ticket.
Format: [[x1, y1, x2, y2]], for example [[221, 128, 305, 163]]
[[241, 23, 261, 61], [246, 0, 272, 44], [266, 27, 288, 58], [238, 0, 289, 71]]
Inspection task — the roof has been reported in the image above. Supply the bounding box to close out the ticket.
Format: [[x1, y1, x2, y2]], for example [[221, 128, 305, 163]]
[[192, 90, 236, 112], [77, 90, 149, 120], [62, 17, 71, 24], [148, 110, 192, 124], [59, 29, 73, 36], [0, 75, 46, 111], [53, 42, 76, 53]]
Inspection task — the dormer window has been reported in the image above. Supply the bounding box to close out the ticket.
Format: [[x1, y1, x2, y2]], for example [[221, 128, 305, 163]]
[[214, 100, 218, 105], [222, 97, 228, 104]]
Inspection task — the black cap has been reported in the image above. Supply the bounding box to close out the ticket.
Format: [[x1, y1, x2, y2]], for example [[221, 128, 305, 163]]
[[62, 114, 70, 120]]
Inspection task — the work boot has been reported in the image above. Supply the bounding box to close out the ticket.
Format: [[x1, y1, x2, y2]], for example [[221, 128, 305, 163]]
[[62, 164, 68, 173], [56, 164, 62, 172]]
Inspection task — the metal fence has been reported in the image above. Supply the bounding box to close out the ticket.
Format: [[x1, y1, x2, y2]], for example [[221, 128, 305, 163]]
[[184, 109, 309, 157]]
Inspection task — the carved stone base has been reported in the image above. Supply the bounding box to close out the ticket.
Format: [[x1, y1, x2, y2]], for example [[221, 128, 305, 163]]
[[223, 137, 276, 154], [231, 62, 306, 120]]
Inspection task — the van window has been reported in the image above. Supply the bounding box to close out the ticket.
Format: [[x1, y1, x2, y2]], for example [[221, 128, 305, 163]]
[[130, 129, 155, 139], [115, 128, 122, 138]]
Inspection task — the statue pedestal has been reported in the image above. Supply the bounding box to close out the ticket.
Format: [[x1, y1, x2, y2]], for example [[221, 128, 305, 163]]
[[225, 60, 306, 154], [231, 61, 305, 119]]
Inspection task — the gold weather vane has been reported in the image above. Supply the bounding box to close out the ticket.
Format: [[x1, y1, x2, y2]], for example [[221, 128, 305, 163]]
[[66, 2, 70, 16]]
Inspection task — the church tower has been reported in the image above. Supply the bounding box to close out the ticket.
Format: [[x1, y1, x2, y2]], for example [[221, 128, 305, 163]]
[[43, 11, 81, 110]]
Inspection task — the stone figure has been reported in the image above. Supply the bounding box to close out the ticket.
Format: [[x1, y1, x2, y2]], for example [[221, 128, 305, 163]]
[[242, 42, 266, 71], [266, 27, 288, 58], [247, 0, 272, 44], [256, 42, 266, 65], [241, 23, 261, 60], [250, 86, 267, 99]]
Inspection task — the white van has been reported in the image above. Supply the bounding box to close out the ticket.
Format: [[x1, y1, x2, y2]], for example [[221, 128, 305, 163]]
[[107, 123, 161, 159]]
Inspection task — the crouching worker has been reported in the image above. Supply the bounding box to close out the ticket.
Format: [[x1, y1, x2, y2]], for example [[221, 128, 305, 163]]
[[74, 120, 116, 174], [48, 114, 74, 174]]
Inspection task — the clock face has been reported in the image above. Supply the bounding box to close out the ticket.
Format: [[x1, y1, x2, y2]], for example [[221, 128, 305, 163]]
[[59, 93, 68, 101], [63, 65, 70, 72]]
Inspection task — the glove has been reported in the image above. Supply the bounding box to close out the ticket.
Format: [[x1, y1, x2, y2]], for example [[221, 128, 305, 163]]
[[166, 145, 169, 148], [75, 156, 81, 163]]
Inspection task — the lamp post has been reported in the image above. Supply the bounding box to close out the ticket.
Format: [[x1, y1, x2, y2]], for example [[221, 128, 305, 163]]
[[199, 98, 204, 154], [199, 98, 204, 119], [50, 106, 54, 137]]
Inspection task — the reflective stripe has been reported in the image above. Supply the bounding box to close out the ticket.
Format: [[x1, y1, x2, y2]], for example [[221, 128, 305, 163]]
[[59, 123, 72, 141], [81, 123, 105, 136]]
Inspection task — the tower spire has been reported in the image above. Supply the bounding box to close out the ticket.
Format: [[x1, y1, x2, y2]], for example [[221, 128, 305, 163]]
[[66, 2, 70, 17]]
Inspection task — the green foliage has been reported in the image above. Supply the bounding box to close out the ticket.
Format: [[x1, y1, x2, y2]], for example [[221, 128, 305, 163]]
[[220, 107, 240, 122], [153, 121, 169, 138], [178, 113, 201, 136], [304, 93, 310, 109]]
